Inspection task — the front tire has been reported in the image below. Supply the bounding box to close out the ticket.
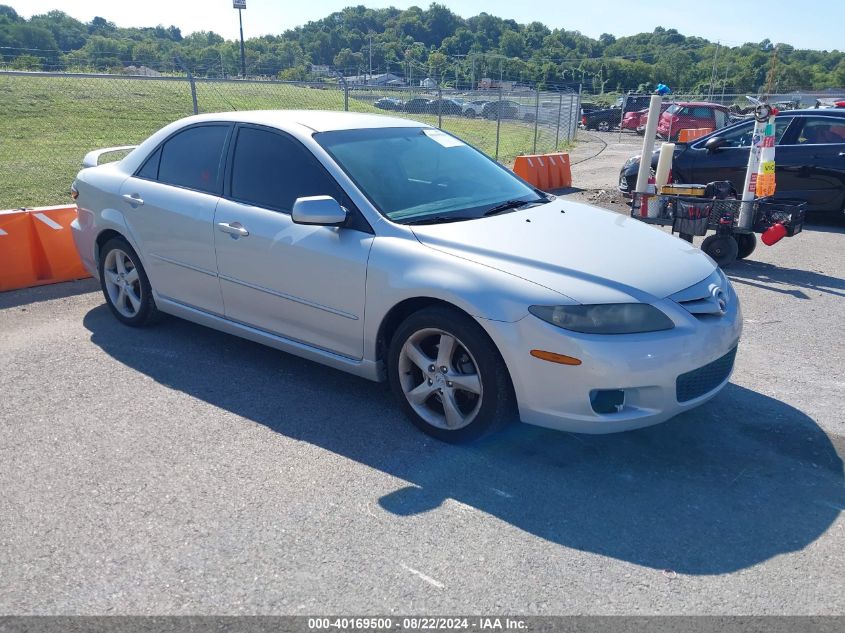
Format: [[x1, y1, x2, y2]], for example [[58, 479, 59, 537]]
[[388, 306, 516, 443], [98, 237, 159, 327], [701, 234, 739, 268]]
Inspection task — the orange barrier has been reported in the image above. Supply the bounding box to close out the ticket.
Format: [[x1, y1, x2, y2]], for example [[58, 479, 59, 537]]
[[512, 152, 572, 191], [0, 210, 42, 292], [677, 128, 715, 143], [548, 152, 572, 189], [0, 205, 91, 292]]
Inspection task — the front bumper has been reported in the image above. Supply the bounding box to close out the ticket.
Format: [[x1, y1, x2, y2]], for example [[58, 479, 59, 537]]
[[479, 288, 742, 434]]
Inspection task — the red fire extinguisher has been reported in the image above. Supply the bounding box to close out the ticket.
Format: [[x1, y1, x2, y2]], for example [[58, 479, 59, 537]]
[[762, 222, 787, 245]]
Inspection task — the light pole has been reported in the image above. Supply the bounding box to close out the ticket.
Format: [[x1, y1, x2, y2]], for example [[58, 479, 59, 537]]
[[233, 0, 246, 78]]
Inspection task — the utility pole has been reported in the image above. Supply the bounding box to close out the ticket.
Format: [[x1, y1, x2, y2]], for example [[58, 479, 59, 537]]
[[765, 44, 780, 95], [368, 33, 373, 83], [708, 41, 720, 100], [233, 0, 247, 78]]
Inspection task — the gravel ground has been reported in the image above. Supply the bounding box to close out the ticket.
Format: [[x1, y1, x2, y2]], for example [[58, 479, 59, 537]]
[[1, 133, 843, 615]]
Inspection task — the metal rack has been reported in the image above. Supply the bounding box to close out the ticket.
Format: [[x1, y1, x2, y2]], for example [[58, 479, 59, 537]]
[[630, 192, 806, 267]]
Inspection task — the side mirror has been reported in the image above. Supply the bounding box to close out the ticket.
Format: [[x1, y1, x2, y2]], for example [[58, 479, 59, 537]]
[[291, 195, 348, 227], [704, 136, 727, 153]]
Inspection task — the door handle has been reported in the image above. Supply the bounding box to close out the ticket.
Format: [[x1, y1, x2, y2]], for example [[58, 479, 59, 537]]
[[216, 221, 249, 237], [121, 193, 144, 206], [839, 152, 845, 157]]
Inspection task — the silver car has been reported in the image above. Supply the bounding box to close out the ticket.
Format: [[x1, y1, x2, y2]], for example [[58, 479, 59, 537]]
[[71, 110, 741, 442]]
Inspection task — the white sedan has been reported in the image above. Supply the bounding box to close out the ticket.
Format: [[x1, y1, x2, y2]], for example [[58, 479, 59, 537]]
[[71, 111, 741, 442]]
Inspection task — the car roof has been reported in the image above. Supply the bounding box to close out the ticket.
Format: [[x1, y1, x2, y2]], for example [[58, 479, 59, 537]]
[[179, 110, 429, 132], [673, 102, 728, 109], [777, 108, 845, 117]]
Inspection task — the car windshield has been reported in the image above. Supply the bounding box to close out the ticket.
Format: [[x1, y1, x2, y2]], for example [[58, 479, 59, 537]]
[[666, 104, 681, 115], [315, 127, 543, 223]]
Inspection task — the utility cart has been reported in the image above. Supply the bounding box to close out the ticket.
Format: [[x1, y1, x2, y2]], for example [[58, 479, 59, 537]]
[[630, 188, 806, 267]]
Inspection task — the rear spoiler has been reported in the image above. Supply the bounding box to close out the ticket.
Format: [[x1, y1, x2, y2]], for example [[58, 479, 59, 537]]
[[82, 145, 138, 169]]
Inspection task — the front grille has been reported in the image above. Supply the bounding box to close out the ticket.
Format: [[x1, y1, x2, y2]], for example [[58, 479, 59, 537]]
[[676, 346, 737, 403], [671, 270, 729, 317]]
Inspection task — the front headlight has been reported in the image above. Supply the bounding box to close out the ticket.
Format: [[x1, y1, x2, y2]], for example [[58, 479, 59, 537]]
[[528, 304, 674, 334]]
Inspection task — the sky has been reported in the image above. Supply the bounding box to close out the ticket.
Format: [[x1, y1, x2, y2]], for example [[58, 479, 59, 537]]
[[12, 0, 844, 52]]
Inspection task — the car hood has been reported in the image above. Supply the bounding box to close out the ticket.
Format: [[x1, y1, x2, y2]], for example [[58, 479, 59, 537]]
[[410, 199, 716, 304]]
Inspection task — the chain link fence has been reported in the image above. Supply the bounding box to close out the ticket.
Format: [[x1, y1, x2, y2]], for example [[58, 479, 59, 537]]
[[0, 70, 580, 209]]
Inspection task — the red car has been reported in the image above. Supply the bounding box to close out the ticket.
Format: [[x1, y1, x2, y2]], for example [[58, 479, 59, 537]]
[[621, 103, 671, 133], [657, 102, 730, 141]]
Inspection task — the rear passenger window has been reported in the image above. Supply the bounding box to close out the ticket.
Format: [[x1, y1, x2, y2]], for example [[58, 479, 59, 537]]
[[230, 126, 343, 212], [157, 125, 229, 195], [136, 147, 161, 180]]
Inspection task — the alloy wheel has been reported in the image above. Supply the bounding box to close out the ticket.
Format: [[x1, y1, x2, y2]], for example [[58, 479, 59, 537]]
[[397, 328, 483, 430], [103, 248, 142, 318]]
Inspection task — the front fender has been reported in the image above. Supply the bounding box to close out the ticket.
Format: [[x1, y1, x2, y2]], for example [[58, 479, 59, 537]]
[[362, 236, 565, 361]]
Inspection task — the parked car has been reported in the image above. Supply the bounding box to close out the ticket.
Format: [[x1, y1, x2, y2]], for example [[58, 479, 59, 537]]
[[425, 98, 464, 116], [582, 94, 651, 132], [618, 109, 845, 215], [656, 102, 730, 140], [373, 97, 404, 111], [622, 103, 670, 133], [462, 99, 490, 118], [482, 99, 519, 120], [403, 97, 431, 114], [72, 111, 741, 442]]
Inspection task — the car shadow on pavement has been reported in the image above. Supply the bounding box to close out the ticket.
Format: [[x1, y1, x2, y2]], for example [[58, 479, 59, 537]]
[[84, 305, 844, 577], [727, 259, 845, 299]]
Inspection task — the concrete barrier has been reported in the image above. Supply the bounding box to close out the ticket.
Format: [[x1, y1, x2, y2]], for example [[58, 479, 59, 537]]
[[0, 205, 91, 292], [678, 128, 715, 143], [513, 152, 572, 191]]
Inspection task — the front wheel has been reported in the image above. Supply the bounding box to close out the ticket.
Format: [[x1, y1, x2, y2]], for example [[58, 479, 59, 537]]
[[701, 234, 739, 268], [388, 306, 516, 443]]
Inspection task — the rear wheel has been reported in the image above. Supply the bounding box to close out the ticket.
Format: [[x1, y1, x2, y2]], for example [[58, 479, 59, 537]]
[[701, 234, 739, 268], [98, 237, 160, 326], [597, 120, 611, 132], [735, 233, 757, 260], [388, 306, 515, 443]]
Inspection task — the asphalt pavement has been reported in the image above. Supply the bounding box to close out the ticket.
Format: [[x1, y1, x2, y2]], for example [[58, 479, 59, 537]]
[[1, 143, 843, 613]]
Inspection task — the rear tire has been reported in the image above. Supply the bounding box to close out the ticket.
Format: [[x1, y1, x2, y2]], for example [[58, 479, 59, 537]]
[[388, 306, 516, 443], [597, 120, 611, 132], [701, 234, 739, 268], [98, 237, 160, 327], [735, 233, 757, 260]]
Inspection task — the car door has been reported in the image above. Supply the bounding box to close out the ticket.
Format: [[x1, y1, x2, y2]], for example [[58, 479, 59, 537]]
[[773, 116, 845, 212], [213, 124, 374, 359], [119, 123, 232, 315]]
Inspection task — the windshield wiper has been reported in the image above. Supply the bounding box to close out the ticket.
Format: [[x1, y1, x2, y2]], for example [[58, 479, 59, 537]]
[[483, 197, 550, 217], [404, 215, 476, 225]]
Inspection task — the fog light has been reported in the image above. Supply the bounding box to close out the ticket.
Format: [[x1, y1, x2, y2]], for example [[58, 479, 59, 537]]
[[590, 389, 625, 414]]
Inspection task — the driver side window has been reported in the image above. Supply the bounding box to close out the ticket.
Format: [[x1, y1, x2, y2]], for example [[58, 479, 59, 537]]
[[229, 126, 345, 212], [713, 118, 793, 148]]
